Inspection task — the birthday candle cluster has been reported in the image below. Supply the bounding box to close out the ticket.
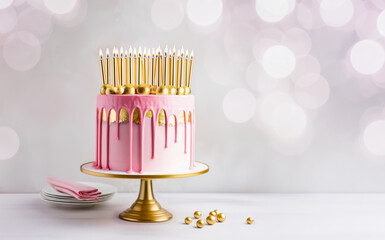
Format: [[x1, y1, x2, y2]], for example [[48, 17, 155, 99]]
[[99, 46, 194, 95]]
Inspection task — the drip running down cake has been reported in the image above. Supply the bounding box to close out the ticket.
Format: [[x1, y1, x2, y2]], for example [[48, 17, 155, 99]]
[[94, 46, 196, 173]]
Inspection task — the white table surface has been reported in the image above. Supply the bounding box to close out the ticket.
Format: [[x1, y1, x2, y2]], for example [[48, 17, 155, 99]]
[[1, 193, 385, 239]]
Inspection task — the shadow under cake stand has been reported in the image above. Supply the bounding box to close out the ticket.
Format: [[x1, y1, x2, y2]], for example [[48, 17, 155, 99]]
[[80, 162, 209, 223]]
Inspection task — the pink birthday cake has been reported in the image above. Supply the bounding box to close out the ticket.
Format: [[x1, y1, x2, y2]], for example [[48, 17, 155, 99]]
[[93, 46, 195, 173]]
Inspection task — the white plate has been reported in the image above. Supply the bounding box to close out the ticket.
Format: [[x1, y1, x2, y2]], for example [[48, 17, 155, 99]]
[[41, 191, 114, 200], [40, 196, 102, 208], [41, 182, 116, 207], [42, 182, 116, 198], [40, 194, 113, 204], [40, 193, 113, 202]]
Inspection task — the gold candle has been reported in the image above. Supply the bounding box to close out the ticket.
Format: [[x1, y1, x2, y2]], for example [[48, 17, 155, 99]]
[[184, 49, 189, 87], [176, 50, 180, 87], [157, 48, 162, 86], [168, 50, 172, 86], [171, 46, 176, 86], [138, 47, 142, 85], [133, 48, 137, 86], [152, 49, 156, 86], [179, 48, 184, 88], [129, 46, 132, 85], [112, 48, 116, 87], [188, 50, 193, 87], [143, 48, 147, 85], [99, 49, 105, 85], [147, 49, 151, 85], [124, 50, 128, 85], [163, 46, 168, 84], [119, 47, 123, 86], [106, 48, 110, 85]]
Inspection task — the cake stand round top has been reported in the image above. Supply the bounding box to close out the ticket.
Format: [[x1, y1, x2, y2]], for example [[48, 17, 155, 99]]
[[80, 162, 209, 179]]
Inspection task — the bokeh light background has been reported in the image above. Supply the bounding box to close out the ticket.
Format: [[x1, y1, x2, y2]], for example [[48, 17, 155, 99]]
[[2, 0, 385, 192]]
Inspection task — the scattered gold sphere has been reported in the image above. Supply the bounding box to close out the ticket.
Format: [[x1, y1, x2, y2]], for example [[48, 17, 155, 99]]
[[150, 85, 158, 95], [184, 217, 192, 225], [217, 213, 226, 222], [196, 219, 205, 228], [137, 84, 151, 95], [183, 86, 191, 95], [156, 85, 169, 95], [105, 86, 115, 95], [168, 86, 177, 95], [114, 85, 125, 95], [206, 215, 216, 225], [247, 217, 254, 224], [209, 211, 217, 217], [194, 211, 202, 219], [177, 87, 185, 95], [123, 84, 135, 95], [213, 210, 220, 215]]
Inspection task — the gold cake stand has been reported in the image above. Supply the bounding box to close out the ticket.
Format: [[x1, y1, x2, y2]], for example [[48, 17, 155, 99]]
[[80, 162, 209, 223]]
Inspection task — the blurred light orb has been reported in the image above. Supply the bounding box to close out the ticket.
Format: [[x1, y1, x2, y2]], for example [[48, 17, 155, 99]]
[[0, 0, 13, 9], [363, 120, 385, 156], [0, 126, 20, 160], [3, 31, 41, 71], [257, 91, 294, 124], [281, 28, 312, 57], [224, 23, 256, 62], [43, 0, 77, 14], [223, 88, 256, 123], [151, 0, 184, 30], [246, 60, 279, 93], [294, 74, 330, 109], [187, 0, 222, 26], [350, 40, 385, 75], [18, 9, 52, 42], [320, 0, 354, 27], [255, 0, 295, 23], [377, 10, 385, 37], [53, 0, 87, 28], [0, 7, 18, 34], [291, 55, 321, 80], [271, 103, 307, 139], [262, 45, 296, 79]]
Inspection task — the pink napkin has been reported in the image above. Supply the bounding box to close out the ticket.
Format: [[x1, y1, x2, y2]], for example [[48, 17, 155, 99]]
[[47, 177, 101, 200], [54, 186, 99, 201]]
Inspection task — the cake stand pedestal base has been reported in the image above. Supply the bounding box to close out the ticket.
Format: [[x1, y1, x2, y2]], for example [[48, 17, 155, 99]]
[[80, 162, 209, 223], [119, 179, 172, 222]]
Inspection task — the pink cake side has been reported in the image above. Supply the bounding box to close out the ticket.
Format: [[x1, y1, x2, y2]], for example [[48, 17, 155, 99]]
[[94, 95, 195, 173]]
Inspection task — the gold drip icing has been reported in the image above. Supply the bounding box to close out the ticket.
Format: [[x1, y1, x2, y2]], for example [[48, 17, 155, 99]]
[[101, 108, 191, 125]]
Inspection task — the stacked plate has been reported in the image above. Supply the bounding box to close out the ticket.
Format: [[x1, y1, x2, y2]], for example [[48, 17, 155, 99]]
[[40, 182, 116, 207]]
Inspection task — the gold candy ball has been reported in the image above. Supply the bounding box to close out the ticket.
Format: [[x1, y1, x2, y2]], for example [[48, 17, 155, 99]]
[[150, 85, 158, 95], [123, 84, 136, 95], [114, 85, 125, 95], [137, 84, 151, 95], [105, 86, 115, 95], [100, 84, 110, 95], [168, 86, 177, 95], [184, 217, 192, 225], [156, 86, 169, 95], [196, 219, 205, 228], [206, 215, 216, 225], [184, 86, 191, 95], [177, 87, 185, 95], [217, 213, 226, 222], [209, 211, 217, 217], [213, 210, 220, 215], [193, 211, 202, 219], [247, 217, 254, 224]]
